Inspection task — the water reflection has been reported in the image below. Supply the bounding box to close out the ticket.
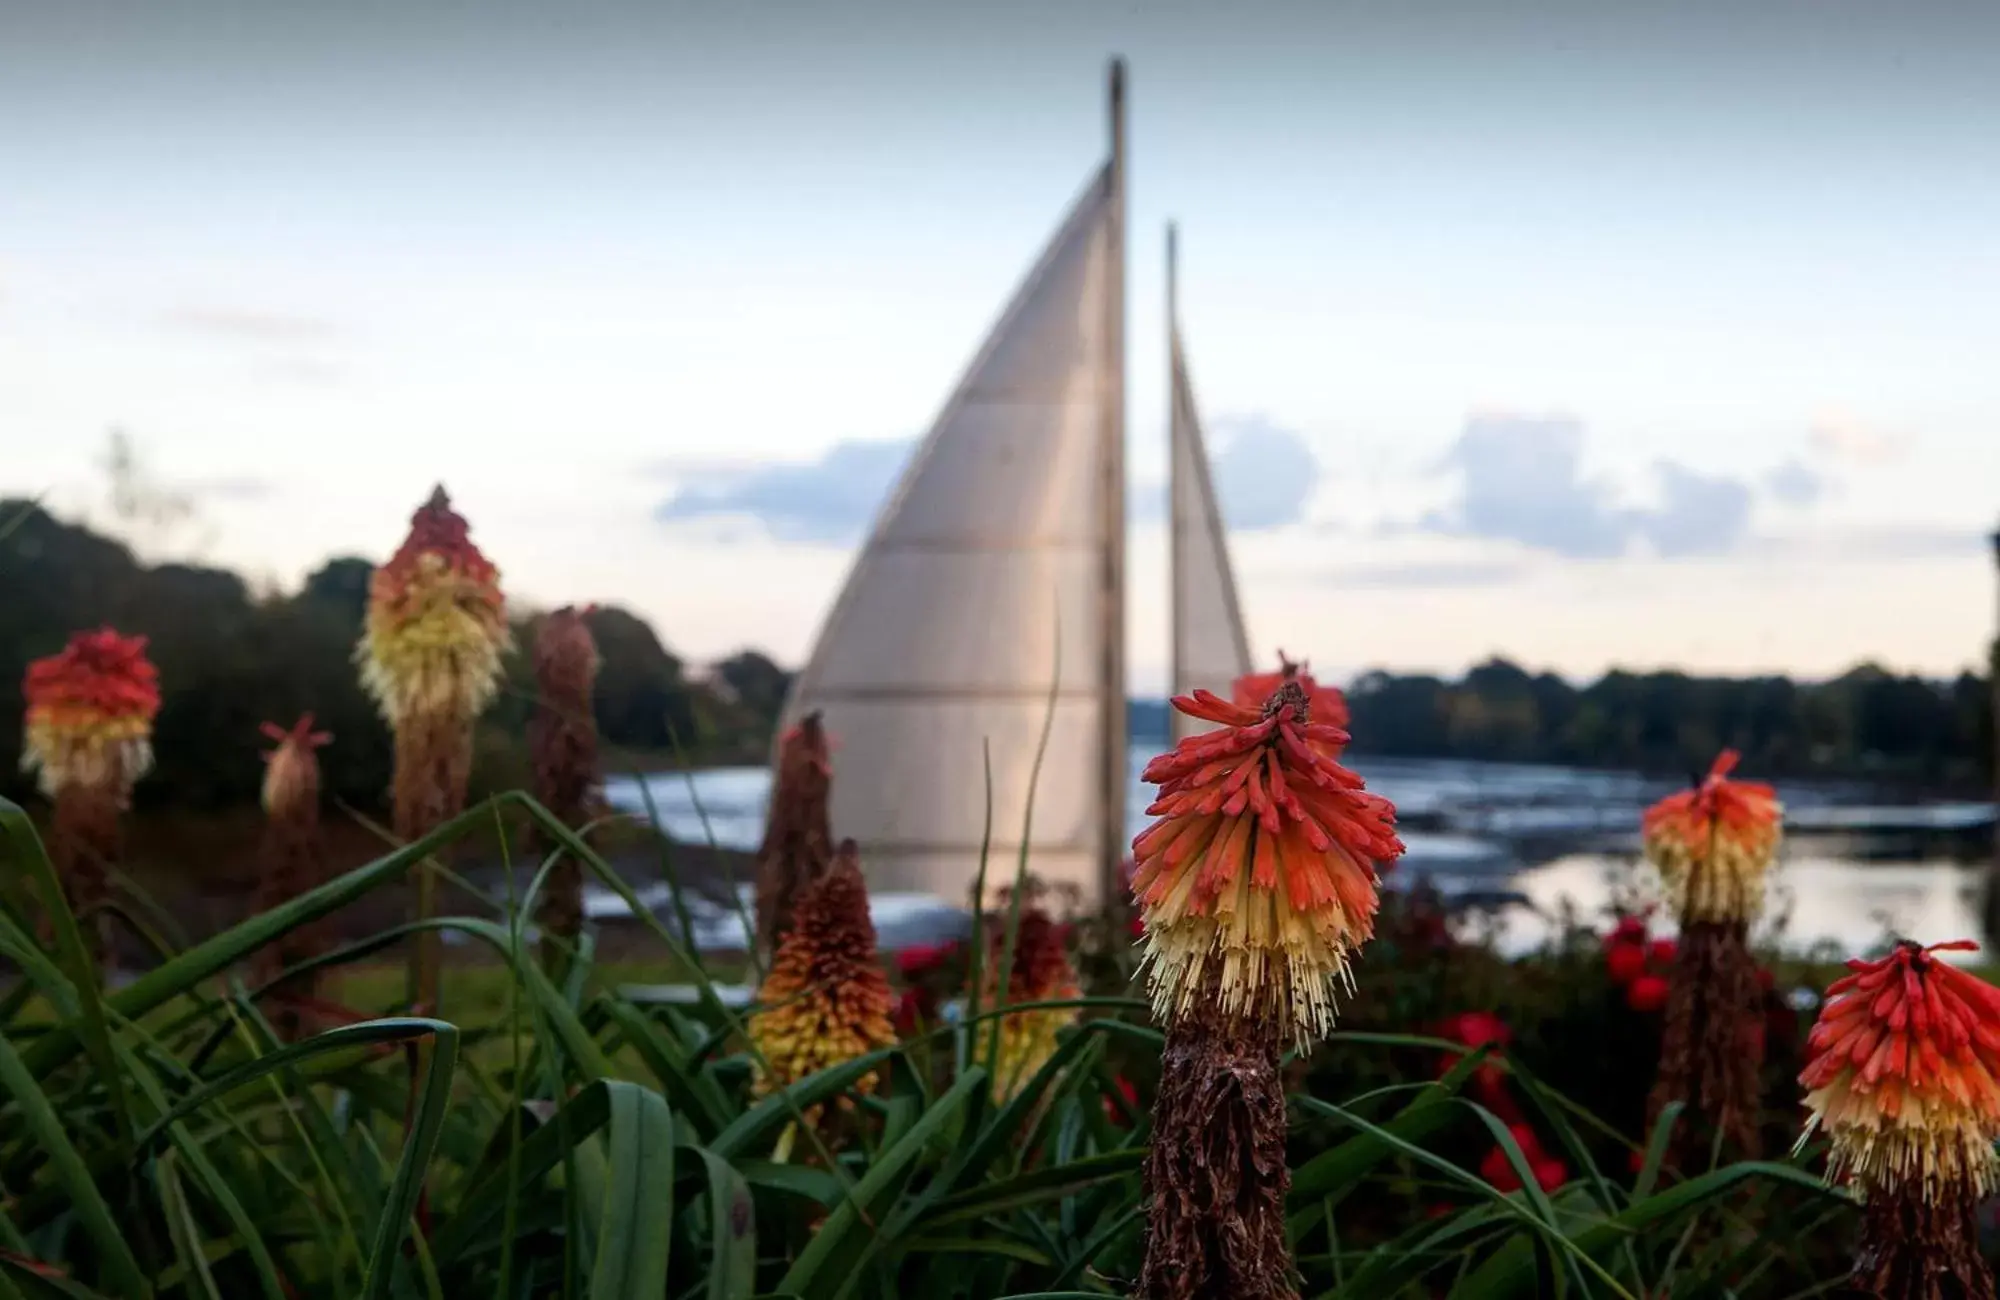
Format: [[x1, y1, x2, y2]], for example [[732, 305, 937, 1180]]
[[1466, 851, 1986, 961], [603, 753, 1995, 957]]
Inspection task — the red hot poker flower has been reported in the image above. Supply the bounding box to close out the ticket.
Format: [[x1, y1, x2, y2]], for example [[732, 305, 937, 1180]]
[[1799, 940, 2000, 1199], [357, 486, 509, 726], [1233, 655, 1350, 754], [1131, 679, 1405, 1044], [259, 714, 331, 819], [22, 628, 161, 796], [1642, 750, 1783, 923]]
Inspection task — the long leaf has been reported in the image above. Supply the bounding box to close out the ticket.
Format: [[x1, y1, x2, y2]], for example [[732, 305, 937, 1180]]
[[694, 1147, 757, 1300], [708, 1048, 899, 1159], [22, 800, 499, 1079], [775, 1068, 986, 1300], [131, 1018, 451, 1160], [0, 1027, 148, 1298], [0, 801, 132, 1143], [1454, 1160, 1843, 1299], [359, 1023, 460, 1300], [587, 1084, 675, 1299]]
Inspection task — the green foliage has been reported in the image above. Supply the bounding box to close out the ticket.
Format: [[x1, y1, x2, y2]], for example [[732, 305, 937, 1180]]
[[1340, 656, 1993, 790], [0, 792, 1857, 1297]]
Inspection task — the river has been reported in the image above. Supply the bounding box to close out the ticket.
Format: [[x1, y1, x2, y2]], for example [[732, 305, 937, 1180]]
[[603, 748, 1997, 958]]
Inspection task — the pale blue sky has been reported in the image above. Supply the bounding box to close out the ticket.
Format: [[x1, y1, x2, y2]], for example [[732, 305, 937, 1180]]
[[4, 0, 1997, 687]]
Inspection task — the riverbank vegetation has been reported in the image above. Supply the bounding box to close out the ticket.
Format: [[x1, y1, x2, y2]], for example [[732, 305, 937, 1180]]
[[9, 497, 1993, 833]]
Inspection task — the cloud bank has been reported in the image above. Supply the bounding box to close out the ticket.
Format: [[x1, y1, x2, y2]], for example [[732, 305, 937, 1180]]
[[1419, 414, 1760, 559], [655, 437, 910, 543]]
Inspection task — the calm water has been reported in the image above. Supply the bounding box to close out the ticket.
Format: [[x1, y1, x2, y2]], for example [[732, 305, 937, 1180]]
[[603, 748, 1997, 958]]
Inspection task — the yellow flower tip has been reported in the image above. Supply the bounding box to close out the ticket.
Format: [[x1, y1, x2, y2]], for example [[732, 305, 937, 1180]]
[[1641, 749, 1783, 923], [21, 627, 161, 796], [984, 904, 1082, 1097], [1131, 680, 1404, 1044], [358, 488, 510, 724], [1798, 940, 2000, 1199], [751, 841, 895, 1115]]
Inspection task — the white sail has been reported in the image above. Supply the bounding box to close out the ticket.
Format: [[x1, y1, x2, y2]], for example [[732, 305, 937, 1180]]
[[778, 64, 1127, 907], [1167, 225, 1254, 741]]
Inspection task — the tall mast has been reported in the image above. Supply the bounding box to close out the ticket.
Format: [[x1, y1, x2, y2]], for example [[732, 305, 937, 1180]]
[[1166, 220, 1182, 736], [1987, 523, 2000, 945], [1097, 57, 1129, 905]]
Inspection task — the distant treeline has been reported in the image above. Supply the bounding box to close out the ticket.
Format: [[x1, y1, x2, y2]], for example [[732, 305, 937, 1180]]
[[0, 499, 792, 814], [9, 498, 1993, 814], [1134, 656, 1995, 793]]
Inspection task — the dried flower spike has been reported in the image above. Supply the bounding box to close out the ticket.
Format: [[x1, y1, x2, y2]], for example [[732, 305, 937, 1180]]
[[260, 714, 331, 819], [1799, 940, 2000, 1298], [752, 840, 896, 1124], [528, 606, 604, 968], [252, 715, 333, 1039], [1131, 678, 1404, 1043], [1642, 749, 1783, 922], [755, 713, 835, 958]]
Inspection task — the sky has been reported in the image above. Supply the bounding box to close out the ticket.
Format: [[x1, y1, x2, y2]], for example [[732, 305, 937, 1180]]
[[4, 0, 1998, 691]]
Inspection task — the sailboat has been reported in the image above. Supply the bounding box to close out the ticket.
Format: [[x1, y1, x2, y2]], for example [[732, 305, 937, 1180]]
[[778, 60, 1255, 910], [1166, 223, 1254, 739]]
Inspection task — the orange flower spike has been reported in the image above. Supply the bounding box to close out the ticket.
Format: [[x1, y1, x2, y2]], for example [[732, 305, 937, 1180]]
[[1133, 677, 1405, 1044], [751, 840, 896, 1121], [1641, 748, 1783, 923], [21, 628, 162, 796], [989, 907, 1083, 1099], [1799, 940, 2000, 1200], [357, 486, 510, 725], [1232, 652, 1344, 756]]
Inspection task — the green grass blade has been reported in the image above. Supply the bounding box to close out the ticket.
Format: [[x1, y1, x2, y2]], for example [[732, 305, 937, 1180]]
[[917, 1150, 1144, 1227], [0, 1254, 116, 1300], [1452, 1160, 1843, 1299], [774, 1067, 987, 1300], [0, 1027, 149, 1298], [707, 1047, 899, 1159], [694, 1146, 757, 1300], [131, 1018, 451, 1160], [0, 800, 133, 1143], [359, 1023, 460, 1300], [431, 1081, 617, 1265], [21, 800, 498, 1079], [587, 1083, 675, 1300]]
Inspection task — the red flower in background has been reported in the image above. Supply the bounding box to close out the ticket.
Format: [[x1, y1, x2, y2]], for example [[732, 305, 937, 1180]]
[[1479, 1144, 1523, 1192], [1627, 974, 1670, 1013], [22, 627, 162, 796], [1649, 938, 1678, 966], [1478, 1123, 1567, 1195], [892, 987, 930, 1037], [1104, 1075, 1140, 1125], [895, 942, 955, 980], [1606, 944, 1647, 985], [1438, 1011, 1513, 1099]]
